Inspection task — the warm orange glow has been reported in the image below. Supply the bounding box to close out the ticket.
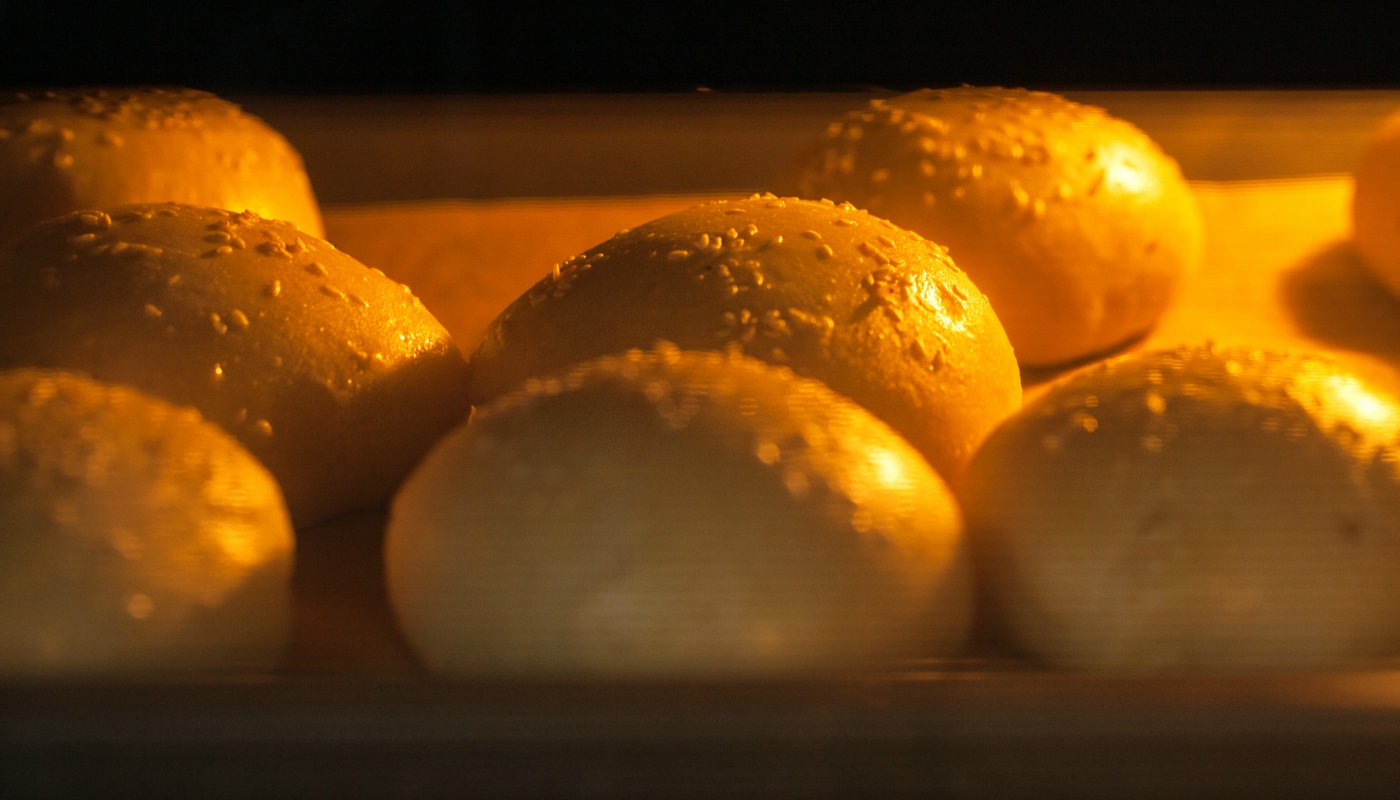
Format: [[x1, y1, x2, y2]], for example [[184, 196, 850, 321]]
[[1100, 142, 1157, 197], [1320, 374, 1400, 431], [869, 446, 912, 490]]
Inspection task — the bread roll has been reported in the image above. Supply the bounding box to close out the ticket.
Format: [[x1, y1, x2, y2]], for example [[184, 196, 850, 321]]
[[1354, 109, 1400, 298], [0, 203, 470, 528], [388, 344, 971, 678], [0, 369, 293, 676], [0, 88, 322, 246], [962, 344, 1400, 670], [783, 87, 1204, 367], [469, 195, 1020, 482]]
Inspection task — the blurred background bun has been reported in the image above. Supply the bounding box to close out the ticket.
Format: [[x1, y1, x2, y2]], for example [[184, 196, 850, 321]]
[[962, 344, 1400, 670], [0, 369, 293, 677], [782, 87, 1204, 368], [1354, 109, 1400, 299], [0, 203, 470, 528], [468, 195, 1020, 482], [0, 88, 323, 246], [389, 344, 971, 677]]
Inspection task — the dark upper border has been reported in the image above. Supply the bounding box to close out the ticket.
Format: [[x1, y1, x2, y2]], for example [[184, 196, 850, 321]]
[[2, 2, 1399, 93]]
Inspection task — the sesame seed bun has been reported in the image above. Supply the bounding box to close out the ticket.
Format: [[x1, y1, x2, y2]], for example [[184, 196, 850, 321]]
[[1354, 109, 1400, 298], [0, 369, 293, 676], [0, 88, 323, 246], [0, 203, 470, 528], [468, 195, 1021, 482], [782, 87, 1204, 368], [388, 344, 971, 677], [961, 344, 1400, 670]]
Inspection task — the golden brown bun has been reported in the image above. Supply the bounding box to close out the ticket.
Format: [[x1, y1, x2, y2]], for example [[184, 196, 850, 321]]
[[962, 344, 1400, 671], [0, 203, 471, 528], [782, 87, 1205, 367], [389, 344, 971, 677], [0, 88, 322, 246], [1354, 110, 1400, 298], [468, 195, 1021, 482], [0, 369, 293, 676]]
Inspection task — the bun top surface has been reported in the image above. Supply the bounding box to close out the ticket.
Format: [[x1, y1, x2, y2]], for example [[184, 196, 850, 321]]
[[469, 195, 1021, 480], [0, 88, 323, 242], [981, 343, 1400, 464]]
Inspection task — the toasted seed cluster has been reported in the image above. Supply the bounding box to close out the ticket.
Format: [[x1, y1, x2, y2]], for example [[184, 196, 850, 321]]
[[389, 343, 971, 677], [469, 194, 1021, 482], [962, 343, 1400, 670], [0, 203, 470, 528], [0, 369, 293, 676], [0, 88, 323, 245], [782, 87, 1203, 367]]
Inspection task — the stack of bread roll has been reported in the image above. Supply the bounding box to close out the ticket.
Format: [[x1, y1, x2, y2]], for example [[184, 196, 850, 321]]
[[0, 88, 470, 675], [6, 84, 1400, 679]]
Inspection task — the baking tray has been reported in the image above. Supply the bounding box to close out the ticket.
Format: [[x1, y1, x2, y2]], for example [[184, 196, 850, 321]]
[[7, 92, 1400, 799]]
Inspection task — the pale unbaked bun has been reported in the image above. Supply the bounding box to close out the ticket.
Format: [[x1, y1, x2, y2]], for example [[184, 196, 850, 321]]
[[962, 344, 1400, 671], [0, 203, 471, 528], [782, 87, 1205, 367], [469, 195, 1020, 482], [0, 369, 293, 676], [389, 344, 971, 678], [1354, 109, 1400, 298], [0, 88, 322, 246]]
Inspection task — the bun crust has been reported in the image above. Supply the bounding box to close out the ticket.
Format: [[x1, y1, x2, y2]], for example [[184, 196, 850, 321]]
[[0, 88, 323, 245], [1354, 110, 1400, 298], [389, 344, 971, 677], [962, 344, 1400, 670], [783, 88, 1204, 367], [0, 203, 470, 528], [468, 196, 1021, 482], [0, 369, 293, 676]]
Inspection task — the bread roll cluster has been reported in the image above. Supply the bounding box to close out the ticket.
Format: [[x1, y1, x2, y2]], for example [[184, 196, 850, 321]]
[[0, 88, 470, 675], [0, 203, 470, 529], [7, 82, 1400, 679]]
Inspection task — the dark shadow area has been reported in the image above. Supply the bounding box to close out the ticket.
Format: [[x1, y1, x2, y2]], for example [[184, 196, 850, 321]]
[[286, 508, 422, 675], [1280, 239, 1400, 364], [1019, 328, 1151, 389]]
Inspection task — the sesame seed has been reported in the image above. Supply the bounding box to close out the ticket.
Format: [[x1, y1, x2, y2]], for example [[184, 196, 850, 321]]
[[816, 244, 834, 259]]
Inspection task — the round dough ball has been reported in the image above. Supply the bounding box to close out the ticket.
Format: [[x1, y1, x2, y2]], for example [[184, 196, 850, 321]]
[[962, 344, 1400, 671], [0, 88, 323, 246], [469, 195, 1020, 482], [782, 87, 1204, 368], [389, 344, 972, 678], [1354, 109, 1400, 298], [0, 203, 471, 528], [0, 369, 293, 677]]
